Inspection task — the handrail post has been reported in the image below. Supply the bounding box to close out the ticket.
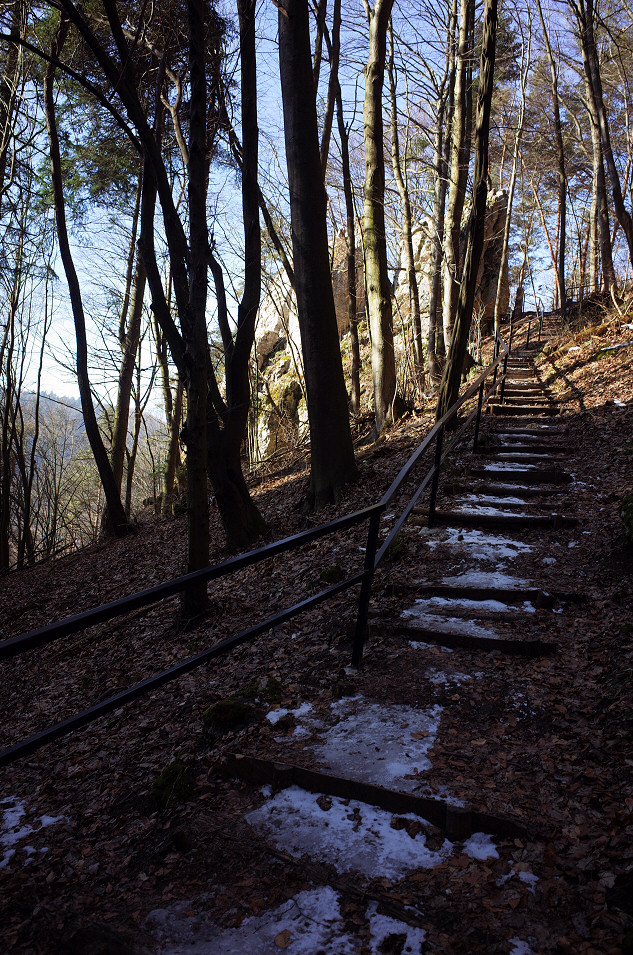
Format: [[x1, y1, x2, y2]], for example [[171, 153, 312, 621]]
[[473, 381, 485, 452], [526, 319, 531, 348], [428, 425, 445, 528], [500, 353, 508, 404], [351, 510, 382, 668], [509, 314, 514, 353]]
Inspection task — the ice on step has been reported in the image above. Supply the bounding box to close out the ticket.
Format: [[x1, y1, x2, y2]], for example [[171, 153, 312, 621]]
[[420, 526, 532, 563], [410, 596, 534, 614], [460, 494, 529, 506], [483, 462, 537, 471], [314, 697, 443, 790], [433, 571, 530, 589], [449, 503, 529, 516], [146, 887, 358, 955], [247, 787, 452, 880], [402, 609, 501, 641]]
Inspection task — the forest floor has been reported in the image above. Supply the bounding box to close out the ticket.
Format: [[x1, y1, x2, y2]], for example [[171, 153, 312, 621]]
[[1, 300, 633, 954]]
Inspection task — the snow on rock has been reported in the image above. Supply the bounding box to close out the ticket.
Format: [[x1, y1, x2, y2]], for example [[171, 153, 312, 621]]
[[367, 901, 426, 954], [314, 697, 443, 790], [146, 886, 358, 954], [266, 702, 313, 725], [0, 796, 66, 869], [463, 832, 499, 860], [246, 787, 453, 880]]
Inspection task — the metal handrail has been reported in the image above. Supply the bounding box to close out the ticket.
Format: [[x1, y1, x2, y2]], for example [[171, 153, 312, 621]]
[[0, 326, 516, 766], [350, 329, 511, 665]]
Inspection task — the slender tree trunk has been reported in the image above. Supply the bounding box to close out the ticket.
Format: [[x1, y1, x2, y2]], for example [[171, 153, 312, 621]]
[[437, 0, 497, 419], [387, 20, 423, 389], [182, 0, 211, 615], [578, 11, 617, 294], [203, 0, 267, 549], [363, 0, 397, 434], [319, 0, 340, 177], [163, 377, 183, 510], [574, 0, 633, 270], [44, 17, 129, 539], [0, 0, 26, 213], [336, 85, 361, 413], [428, 0, 456, 380], [536, 0, 566, 316], [494, 25, 530, 339], [279, 0, 357, 505], [441, 0, 473, 349]]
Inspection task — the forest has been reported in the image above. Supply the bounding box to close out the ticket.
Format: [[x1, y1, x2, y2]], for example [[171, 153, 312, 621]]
[[0, 0, 632, 600]]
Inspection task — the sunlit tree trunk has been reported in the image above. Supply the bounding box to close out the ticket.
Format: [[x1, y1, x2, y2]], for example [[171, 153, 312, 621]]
[[363, 0, 396, 434], [437, 0, 497, 419], [441, 0, 474, 349], [387, 20, 423, 389]]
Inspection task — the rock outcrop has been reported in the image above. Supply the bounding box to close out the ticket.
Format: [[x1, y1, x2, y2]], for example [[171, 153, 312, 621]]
[[253, 234, 364, 461], [393, 189, 510, 337]]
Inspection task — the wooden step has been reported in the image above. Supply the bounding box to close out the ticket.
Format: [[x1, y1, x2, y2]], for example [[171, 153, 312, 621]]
[[392, 621, 555, 658], [470, 465, 571, 483], [424, 509, 578, 530], [489, 404, 560, 416]]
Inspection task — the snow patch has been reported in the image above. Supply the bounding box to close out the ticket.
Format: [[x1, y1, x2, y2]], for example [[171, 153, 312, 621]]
[[146, 886, 358, 954], [0, 797, 66, 869], [420, 527, 532, 563], [367, 901, 426, 954], [316, 697, 443, 790], [409, 596, 534, 614], [401, 608, 500, 640], [247, 787, 452, 880], [266, 702, 313, 726], [509, 939, 535, 955], [463, 832, 499, 860], [434, 571, 529, 589]]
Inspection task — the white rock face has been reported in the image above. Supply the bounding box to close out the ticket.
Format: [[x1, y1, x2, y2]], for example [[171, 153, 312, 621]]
[[393, 190, 510, 337], [253, 234, 364, 461]]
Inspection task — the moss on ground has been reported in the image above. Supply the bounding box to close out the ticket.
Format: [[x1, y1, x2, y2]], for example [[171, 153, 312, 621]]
[[152, 757, 192, 811]]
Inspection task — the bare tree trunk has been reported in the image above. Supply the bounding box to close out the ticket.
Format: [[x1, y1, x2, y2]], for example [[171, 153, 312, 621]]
[[44, 17, 129, 539], [572, 0, 633, 270], [335, 79, 361, 413], [363, 0, 397, 434], [427, 0, 456, 385], [279, 0, 357, 506], [437, 0, 497, 419], [536, 0, 566, 316], [441, 0, 474, 349], [578, 9, 617, 295], [494, 17, 530, 339], [387, 20, 423, 390]]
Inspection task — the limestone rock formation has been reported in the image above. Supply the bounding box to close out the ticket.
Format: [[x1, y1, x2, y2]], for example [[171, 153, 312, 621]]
[[393, 189, 509, 338], [253, 234, 364, 461]]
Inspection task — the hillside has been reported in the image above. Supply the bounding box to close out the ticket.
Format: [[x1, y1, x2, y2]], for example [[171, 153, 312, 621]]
[[1, 306, 632, 954]]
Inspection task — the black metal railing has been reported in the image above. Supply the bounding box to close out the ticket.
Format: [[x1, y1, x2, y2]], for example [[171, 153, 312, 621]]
[[0, 323, 523, 768]]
